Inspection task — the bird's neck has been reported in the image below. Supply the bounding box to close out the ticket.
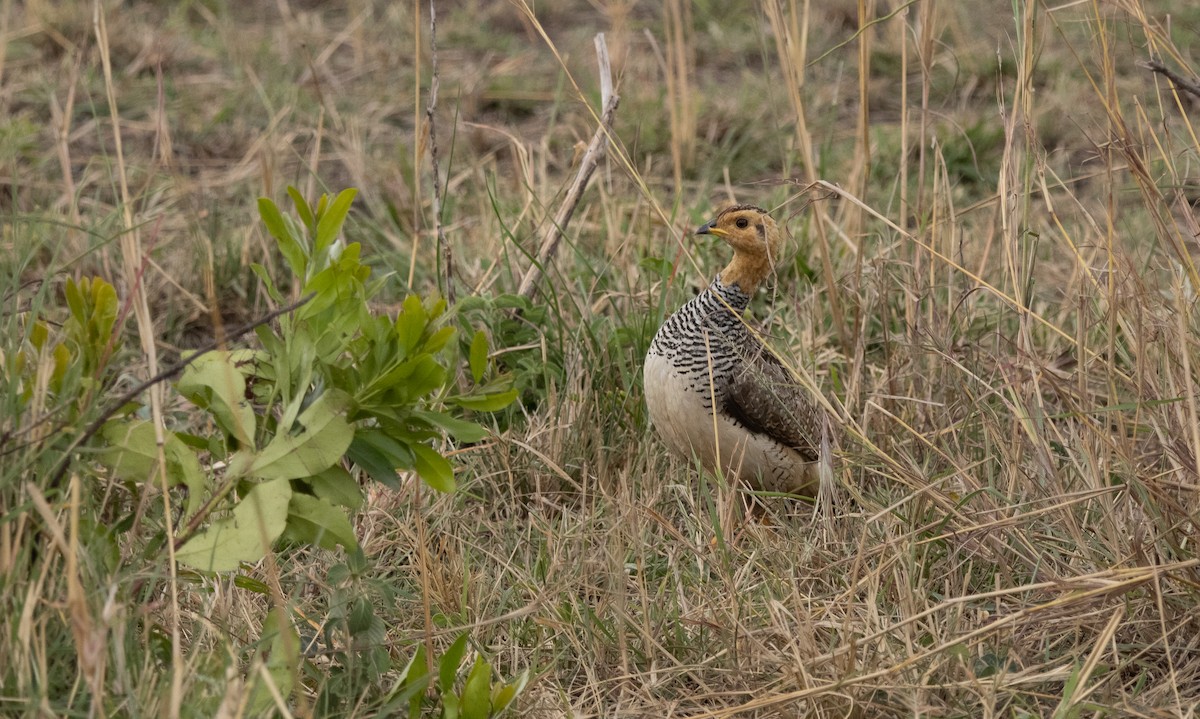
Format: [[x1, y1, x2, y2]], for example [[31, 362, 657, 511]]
[[719, 252, 772, 295]]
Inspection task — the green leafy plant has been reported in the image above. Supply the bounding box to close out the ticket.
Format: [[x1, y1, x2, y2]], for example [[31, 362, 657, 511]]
[[380, 634, 528, 719], [95, 187, 516, 573], [8, 276, 121, 407]]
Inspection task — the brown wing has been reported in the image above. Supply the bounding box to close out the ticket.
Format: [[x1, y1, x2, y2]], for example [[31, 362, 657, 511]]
[[721, 343, 822, 462]]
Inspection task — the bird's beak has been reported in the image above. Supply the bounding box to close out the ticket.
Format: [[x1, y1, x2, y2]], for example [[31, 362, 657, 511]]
[[696, 220, 726, 238]]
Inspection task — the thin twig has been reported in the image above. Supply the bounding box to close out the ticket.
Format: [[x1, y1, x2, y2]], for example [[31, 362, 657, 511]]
[[46, 294, 314, 488], [1147, 60, 1200, 102], [517, 34, 619, 301], [426, 0, 453, 304]]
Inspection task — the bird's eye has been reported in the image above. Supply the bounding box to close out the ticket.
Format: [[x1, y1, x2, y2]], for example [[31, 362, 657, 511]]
[[735, 217, 749, 229]]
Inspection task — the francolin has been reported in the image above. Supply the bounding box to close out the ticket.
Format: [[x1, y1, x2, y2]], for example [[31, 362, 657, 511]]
[[644, 205, 831, 497]]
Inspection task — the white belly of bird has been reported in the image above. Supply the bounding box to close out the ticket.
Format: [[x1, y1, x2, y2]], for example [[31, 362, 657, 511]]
[[644, 352, 816, 494]]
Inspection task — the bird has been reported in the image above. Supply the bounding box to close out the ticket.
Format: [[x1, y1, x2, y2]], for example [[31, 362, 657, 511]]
[[643, 204, 831, 497]]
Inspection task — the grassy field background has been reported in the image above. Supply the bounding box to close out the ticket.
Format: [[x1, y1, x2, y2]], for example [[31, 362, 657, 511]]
[[3, 0, 1200, 716]]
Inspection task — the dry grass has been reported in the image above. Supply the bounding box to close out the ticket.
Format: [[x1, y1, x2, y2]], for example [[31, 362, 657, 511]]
[[2, 0, 1199, 717]]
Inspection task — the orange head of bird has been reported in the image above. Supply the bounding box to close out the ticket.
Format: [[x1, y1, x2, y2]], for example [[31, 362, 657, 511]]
[[695, 204, 782, 293]]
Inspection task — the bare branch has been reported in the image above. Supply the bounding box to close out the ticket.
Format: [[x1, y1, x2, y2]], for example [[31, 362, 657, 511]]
[[426, 0, 453, 303], [1147, 59, 1200, 102]]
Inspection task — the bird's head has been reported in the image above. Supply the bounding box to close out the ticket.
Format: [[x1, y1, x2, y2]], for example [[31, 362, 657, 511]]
[[696, 204, 782, 293]]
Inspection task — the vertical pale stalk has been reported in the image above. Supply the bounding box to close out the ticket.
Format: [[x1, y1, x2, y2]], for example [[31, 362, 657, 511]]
[[93, 2, 182, 716], [663, 0, 694, 199], [765, 0, 848, 353]]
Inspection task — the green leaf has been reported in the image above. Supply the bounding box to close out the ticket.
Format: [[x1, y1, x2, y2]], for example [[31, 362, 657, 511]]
[[247, 606, 300, 715], [281, 493, 359, 551], [395, 295, 428, 354], [259, 197, 307, 278], [287, 186, 315, 230], [439, 634, 469, 695], [250, 263, 282, 303], [99, 420, 208, 519], [424, 325, 456, 354], [372, 355, 445, 397], [346, 434, 402, 489], [348, 596, 374, 635], [177, 351, 256, 447], [412, 410, 488, 443], [492, 670, 528, 715], [379, 644, 431, 719], [308, 465, 364, 509], [460, 658, 493, 719], [233, 574, 271, 594], [447, 389, 518, 413], [89, 278, 118, 341], [399, 356, 449, 399], [64, 277, 85, 327], [176, 477, 292, 572], [411, 443, 455, 493], [443, 693, 459, 719], [315, 188, 357, 253], [241, 390, 353, 481], [468, 330, 488, 383]]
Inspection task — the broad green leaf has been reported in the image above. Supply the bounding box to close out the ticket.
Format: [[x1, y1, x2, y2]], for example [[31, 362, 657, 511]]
[[88, 278, 118, 341], [259, 197, 307, 278], [348, 596, 374, 635], [424, 325, 456, 354], [64, 277, 85, 327], [346, 434, 402, 489], [395, 295, 427, 354], [460, 658, 493, 719], [258, 196, 289, 243], [176, 477, 292, 572], [439, 634, 469, 694], [379, 664, 431, 718], [447, 389, 518, 412], [250, 263, 282, 303], [51, 343, 71, 386], [492, 670, 528, 714], [371, 356, 427, 394], [468, 330, 488, 383], [245, 390, 352, 481], [247, 606, 300, 715], [427, 297, 447, 321], [298, 265, 340, 319], [177, 351, 256, 447], [99, 420, 208, 519], [412, 410, 488, 443], [381, 644, 430, 719], [411, 443, 455, 493], [314, 188, 357, 252], [281, 493, 359, 551], [492, 685, 516, 715], [287, 186, 315, 230], [29, 321, 49, 350], [492, 294, 531, 311], [444, 693, 459, 719], [354, 428, 416, 468], [399, 356, 448, 399], [308, 465, 363, 509]]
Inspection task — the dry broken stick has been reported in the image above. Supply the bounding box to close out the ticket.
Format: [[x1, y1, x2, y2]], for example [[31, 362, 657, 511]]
[[517, 34, 620, 301], [426, 0, 453, 304], [1147, 60, 1200, 102]]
